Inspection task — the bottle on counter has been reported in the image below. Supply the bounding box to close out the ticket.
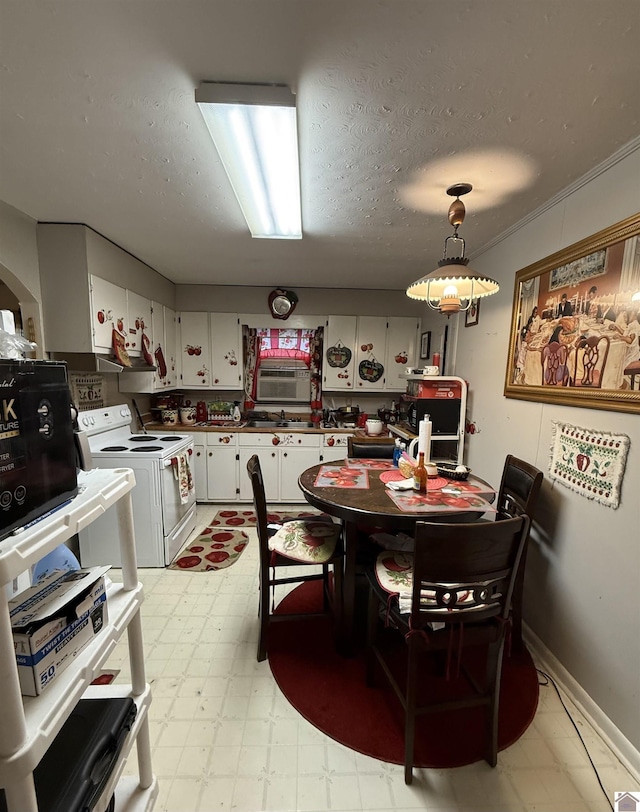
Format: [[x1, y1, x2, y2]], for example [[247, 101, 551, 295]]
[[392, 438, 402, 467], [232, 401, 241, 422], [413, 451, 427, 493]]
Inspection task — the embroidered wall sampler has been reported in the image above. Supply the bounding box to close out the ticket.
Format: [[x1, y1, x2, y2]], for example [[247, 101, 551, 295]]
[[549, 421, 630, 509]]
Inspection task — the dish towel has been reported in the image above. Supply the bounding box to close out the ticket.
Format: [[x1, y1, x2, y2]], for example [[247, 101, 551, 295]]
[[174, 453, 194, 504]]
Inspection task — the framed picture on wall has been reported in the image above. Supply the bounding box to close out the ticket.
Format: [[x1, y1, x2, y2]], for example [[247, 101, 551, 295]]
[[504, 212, 640, 415], [465, 299, 480, 327], [420, 331, 431, 359]]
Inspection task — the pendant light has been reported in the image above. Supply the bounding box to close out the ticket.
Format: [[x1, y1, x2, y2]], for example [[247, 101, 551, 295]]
[[406, 183, 500, 316]]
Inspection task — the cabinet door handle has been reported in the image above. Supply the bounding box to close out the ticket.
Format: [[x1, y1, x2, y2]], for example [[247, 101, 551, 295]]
[[208, 452, 213, 457], [283, 452, 288, 458]]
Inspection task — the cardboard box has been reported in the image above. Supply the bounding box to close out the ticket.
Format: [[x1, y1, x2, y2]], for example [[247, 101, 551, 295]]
[[10, 566, 110, 696]]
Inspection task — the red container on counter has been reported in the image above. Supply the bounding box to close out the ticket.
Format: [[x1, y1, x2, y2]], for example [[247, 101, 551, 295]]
[[195, 401, 207, 423]]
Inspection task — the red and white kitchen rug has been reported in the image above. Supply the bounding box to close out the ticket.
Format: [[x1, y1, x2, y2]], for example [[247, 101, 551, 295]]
[[209, 508, 322, 526], [168, 527, 249, 571]]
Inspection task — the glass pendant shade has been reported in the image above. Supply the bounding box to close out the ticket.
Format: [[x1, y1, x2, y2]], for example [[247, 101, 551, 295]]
[[406, 183, 500, 315], [406, 266, 500, 304]]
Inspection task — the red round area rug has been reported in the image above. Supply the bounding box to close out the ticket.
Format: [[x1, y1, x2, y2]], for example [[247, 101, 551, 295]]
[[268, 581, 539, 769]]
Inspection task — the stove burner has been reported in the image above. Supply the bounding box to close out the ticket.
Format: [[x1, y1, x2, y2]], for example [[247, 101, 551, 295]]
[[159, 436, 181, 442], [101, 445, 129, 452], [130, 435, 158, 442], [130, 446, 164, 452]]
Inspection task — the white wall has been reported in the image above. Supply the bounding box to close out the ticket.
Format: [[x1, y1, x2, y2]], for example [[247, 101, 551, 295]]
[[176, 284, 424, 317], [0, 201, 41, 301], [0, 201, 46, 355], [454, 145, 640, 751]]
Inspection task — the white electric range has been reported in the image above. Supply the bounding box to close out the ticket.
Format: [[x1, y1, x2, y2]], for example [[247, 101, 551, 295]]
[[77, 404, 196, 567]]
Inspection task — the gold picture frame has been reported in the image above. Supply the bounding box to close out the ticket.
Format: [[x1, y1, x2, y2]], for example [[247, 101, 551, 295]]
[[504, 212, 640, 414]]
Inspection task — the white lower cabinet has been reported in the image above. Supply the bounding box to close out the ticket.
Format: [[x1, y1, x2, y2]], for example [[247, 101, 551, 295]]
[[206, 432, 239, 501], [0, 468, 157, 812], [320, 433, 354, 462], [186, 431, 353, 504], [181, 432, 207, 501], [238, 433, 321, 503], [179, 431, 239, 502]]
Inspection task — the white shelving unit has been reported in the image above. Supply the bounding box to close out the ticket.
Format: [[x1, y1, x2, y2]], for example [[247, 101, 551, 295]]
[[0, 468, 157, 812], [389, 375, 467, 464]]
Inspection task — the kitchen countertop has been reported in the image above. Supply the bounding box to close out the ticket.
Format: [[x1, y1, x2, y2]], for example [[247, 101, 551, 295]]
[[144, 421, 390, 436]]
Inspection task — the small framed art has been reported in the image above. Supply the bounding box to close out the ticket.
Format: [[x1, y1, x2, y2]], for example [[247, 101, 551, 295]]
[[420, 331, 431, 360], [465, 299, 480, 327]]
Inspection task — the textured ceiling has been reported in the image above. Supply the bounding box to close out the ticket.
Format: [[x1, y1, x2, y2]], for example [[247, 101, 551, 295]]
[[1, 0, 639, 291]]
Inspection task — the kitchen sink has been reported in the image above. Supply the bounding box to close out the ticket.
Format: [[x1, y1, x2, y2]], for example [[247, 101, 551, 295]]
[[246, 420, 316, 429]]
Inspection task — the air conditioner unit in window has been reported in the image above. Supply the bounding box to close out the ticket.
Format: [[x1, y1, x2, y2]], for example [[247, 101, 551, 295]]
[[256, 364, 311, 402]]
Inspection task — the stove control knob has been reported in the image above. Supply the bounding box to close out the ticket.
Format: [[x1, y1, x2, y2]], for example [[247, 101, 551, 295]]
[[82, 416, 90, 427]]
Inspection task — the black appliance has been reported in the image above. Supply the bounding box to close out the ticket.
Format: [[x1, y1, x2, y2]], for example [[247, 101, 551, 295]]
[[406, 398, 461, 435], [0, 697, 136, 812], [0, 360, 78, 541], [402, 377, 464, 436]]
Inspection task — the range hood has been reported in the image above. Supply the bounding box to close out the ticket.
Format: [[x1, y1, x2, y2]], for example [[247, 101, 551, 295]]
[[49, 352, 157, 374]]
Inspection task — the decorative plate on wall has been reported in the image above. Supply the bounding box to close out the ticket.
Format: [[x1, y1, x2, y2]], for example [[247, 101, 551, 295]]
[[326, 341, 352, 368], [358, 357, 384, 382]]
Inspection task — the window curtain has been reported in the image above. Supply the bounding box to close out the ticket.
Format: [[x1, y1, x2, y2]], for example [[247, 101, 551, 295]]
[[257, 328, 313, 362], [242, 326, 259, 409], [309, 326, 323, 414]]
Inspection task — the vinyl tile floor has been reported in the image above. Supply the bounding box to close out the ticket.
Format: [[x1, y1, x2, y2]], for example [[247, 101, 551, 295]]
[[107, 504, 639, 812]]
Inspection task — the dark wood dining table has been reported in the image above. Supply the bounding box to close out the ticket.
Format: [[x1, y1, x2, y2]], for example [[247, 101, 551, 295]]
[[298, 459, 497, 654]]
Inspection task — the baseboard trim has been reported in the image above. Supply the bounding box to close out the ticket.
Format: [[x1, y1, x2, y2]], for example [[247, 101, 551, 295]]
[[524, 624, 640, 782]]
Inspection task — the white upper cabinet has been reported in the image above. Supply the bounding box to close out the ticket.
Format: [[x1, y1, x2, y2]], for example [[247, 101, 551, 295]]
[[384, 317, 420, 391], [210, 313, 242, 388], [323, 315, 419, 392], [178, 312, 243, 390], [90, 275, 128, 353], [163, 306, 178, 389], [38, 224, 176, 362], [125, 290, 152, 359], [179, 311, 212, 388], [353, 316, 388, 392], [118, 302, 177, 394], [323, 316, 358, 390]]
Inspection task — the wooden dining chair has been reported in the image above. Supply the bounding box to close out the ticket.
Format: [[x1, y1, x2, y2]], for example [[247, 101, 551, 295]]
[[366, 515, 530, 783], [246, 454, 344, 662], [495, 455, 543, 652], [346, 435, 398, 566], [347, 436, 396, 459]]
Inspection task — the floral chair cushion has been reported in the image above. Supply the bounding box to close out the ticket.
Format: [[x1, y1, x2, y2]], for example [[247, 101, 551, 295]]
[[374, 550, 473, 614], [268, 519, 341, 564]]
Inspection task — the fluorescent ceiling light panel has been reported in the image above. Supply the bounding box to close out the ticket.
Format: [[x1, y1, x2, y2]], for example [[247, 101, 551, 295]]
[[196, 82, 302, 239]]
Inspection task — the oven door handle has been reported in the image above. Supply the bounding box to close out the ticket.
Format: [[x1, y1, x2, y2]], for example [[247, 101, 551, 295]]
[[163, 448, 193, 468]]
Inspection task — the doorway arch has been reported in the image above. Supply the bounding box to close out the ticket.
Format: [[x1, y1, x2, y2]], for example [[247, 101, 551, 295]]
[[0, 262, 44, 358]]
